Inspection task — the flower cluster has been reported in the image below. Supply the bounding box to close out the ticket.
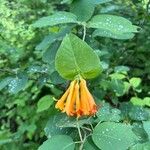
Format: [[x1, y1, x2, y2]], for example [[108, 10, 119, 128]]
[[55, 78, 97, 117]]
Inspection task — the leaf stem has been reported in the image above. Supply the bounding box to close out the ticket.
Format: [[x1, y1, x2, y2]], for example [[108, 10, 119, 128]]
[[81, 126, 92, 132], [82, 25, 86, 41], [76, 120, 83, 142], [76, 119, 84, 150]]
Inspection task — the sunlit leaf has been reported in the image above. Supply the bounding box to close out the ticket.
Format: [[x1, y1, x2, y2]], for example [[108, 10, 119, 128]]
[[37, 95, 54, 112], [55, 34, 102, 80], [129, 77, 141, 88], [110, 73, 126, 80], [130, 97, 144, 106], [143, 97, 150, 107]]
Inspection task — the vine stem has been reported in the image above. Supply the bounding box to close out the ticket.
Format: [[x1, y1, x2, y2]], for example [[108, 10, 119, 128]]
[[82, 25, 86, 41], [76, 119, 84, 150], [76, 120, 83, 142]]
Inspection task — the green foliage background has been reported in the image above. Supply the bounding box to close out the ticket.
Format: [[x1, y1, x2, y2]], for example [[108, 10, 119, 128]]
[[0, 0, 150, 150]]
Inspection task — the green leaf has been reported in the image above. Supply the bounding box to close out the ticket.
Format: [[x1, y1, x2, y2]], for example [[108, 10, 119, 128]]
[[43, 42, 59, 63], [0, 77, 13, 91], [110, 79, 125, 96], [93, 29, 135, 40], [33, 11, 77, 28], [130, 142, 150, 150], [100, 61, 109, 70], [50, 71, 66, 84], [56, 116, 93, 128], [92, 122, 137, 150], [123, 81, 131, 94], [84, 137, 99, 150], [0, 139, 13, 145], [143, 97, 150, 107], [93, 0, 112, 4], [120, 102, 133, 119], [131, 97, 150, 107], [129, 106, 149, 121], [70, 0, 95, 21], [42, 42, 60, 74], [35, 34, 56, 51], [8, 74, 28, 94], [50, 85, 63, 97], [114, 66, 130, 73], [88, 15, 138, 35], [55, 34, 102, 80], [44, 113, 72, 138], [37, 95, 54, 112], [132, 122, 148, 142], [61, 0, 74, 4], [37, 26, 73, 51], [38, 135, 75, 150], [143, 121, 150, 139], [97, 103, 121, 122], [129, 77, 141, 88], [110, 73, 126, 80], [28, 65, 42, 73], [130, 97, 144, 106]]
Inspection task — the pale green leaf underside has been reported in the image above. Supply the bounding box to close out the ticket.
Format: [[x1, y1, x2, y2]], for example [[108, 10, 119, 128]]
[[92, 122, 137, 150], [88, 15, 138, 35], [33, 11, 77, 28], [93, 29, 135, 40], [55, 34, 102, 80]]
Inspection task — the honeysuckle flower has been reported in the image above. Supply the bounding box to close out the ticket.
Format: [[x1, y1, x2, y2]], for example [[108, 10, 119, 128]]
[[55, 78, 97, 117]]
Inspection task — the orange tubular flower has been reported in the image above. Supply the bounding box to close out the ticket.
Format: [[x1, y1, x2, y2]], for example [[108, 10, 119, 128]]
[[55, 78, 98, 117]]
